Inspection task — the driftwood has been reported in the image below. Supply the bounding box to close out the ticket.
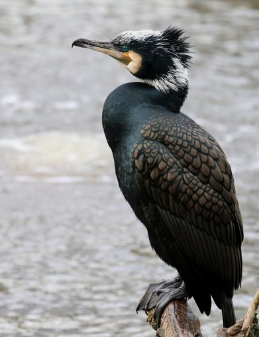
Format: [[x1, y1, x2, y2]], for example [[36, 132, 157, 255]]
[[142, 289, 259, 337], [146, 299, 202, 337]]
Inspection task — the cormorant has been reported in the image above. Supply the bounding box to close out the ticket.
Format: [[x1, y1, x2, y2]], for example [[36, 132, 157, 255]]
[[72, 26, 243, 328]]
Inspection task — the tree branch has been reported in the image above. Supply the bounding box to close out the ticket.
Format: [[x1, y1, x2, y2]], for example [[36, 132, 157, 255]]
[[143, 289, 259, 337], [242, 288, 259, 336]]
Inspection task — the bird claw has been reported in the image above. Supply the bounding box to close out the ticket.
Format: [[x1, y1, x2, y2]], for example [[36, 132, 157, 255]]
[[136, 280, 166, 312], [136, 276, 188, 327]]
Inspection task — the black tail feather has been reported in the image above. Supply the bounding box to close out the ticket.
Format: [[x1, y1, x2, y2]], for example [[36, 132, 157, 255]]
[[222, 296, 236, 328]]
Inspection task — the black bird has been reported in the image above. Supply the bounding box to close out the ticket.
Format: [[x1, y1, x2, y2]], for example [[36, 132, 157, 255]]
[[72, 27, 243, 328]]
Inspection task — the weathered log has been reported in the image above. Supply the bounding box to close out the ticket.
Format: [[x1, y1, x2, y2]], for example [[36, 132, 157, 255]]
[[146, 299, 202, 337], [143, 288, 259, 337]]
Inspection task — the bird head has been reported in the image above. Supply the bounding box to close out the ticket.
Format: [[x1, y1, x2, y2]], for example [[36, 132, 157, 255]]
[[72, 26, 191, 94]]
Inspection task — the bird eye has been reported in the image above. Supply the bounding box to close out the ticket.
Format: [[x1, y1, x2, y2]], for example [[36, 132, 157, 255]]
[[121, 45, 129, 52]]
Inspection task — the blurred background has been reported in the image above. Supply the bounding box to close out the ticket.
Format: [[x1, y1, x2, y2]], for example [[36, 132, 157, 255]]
[[0, 0, 258, 336]]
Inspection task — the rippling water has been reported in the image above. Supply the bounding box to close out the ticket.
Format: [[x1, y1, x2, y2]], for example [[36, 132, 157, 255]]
[[0, 0, 259, 336]]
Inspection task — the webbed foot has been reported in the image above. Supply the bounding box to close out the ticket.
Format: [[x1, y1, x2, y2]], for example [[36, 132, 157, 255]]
[[136, 276, 188, 327]]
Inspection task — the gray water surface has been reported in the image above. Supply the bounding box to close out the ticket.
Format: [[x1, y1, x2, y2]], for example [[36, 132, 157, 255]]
[[0, 0, 259, 336]]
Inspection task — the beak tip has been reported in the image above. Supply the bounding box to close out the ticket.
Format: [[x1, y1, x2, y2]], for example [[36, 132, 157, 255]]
[[72, 39, 83, 49], [72, 40, 78, 48]]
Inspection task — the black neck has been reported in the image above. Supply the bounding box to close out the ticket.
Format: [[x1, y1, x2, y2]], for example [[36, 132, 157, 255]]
[[120, 82, 188, 113], [144, 83, 188, 112]]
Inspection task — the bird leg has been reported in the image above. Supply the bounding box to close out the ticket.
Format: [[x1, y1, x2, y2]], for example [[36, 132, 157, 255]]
[[136, 275, 189, 327]]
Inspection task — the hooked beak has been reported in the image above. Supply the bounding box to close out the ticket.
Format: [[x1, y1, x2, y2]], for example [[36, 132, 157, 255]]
[[72, 38, 131, 65]]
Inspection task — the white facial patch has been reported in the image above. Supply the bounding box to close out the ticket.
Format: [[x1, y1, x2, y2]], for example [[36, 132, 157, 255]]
[[126, 51, 143, 74]]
